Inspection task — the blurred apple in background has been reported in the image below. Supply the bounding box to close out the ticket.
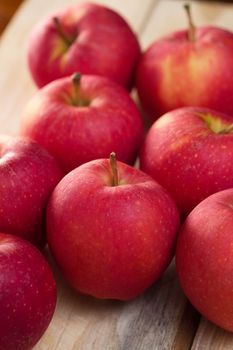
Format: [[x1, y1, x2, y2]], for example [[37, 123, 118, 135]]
[[0, 136, 62, 248], [140, 107, 233, 217], [0, 233, 56, 350], [136, 4, 233, 120], [27, 2, 140, 89], [176, 188, 233, 332], [47, 154, 180, 300], [21, 73, 144, 173]]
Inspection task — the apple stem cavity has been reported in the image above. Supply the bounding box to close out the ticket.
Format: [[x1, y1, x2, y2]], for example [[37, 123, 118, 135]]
[[197, 112, 233, 135], [70, 73, 90, 107], [184, 3, 196, 42], [110, 152, 119, 187], [53, 17, 73, 47], [219, 124, 233, 135]]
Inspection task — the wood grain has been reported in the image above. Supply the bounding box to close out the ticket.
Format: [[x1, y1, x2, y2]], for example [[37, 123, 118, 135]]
[[1, 0, 233, 349], [192, 319, 233, 350], [35, 259, 194, 350], [171, 302, 200, 350]]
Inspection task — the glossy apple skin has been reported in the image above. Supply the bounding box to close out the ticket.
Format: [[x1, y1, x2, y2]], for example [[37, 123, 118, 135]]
[[21, 75, 144, 173], [140, 107, 233, 217], [28, 2, 140, 89], [47, 158, 180, 300], [0, 233, 56, 350], [0, 136, 63, 247], [136, 27, 233, 120], [176, 189, 233, 332]]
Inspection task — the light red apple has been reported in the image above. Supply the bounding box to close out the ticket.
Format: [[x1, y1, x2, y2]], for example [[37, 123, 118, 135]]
[[136, 5, 233, 120], [47, 154, 180, 300], [20, 73, 144, 173], [0, 233, 56, 350], [0, 136, 62, 247], [140, 107, 233, 217], [176, 188, 233, 332], [28, 2, 141, 88]]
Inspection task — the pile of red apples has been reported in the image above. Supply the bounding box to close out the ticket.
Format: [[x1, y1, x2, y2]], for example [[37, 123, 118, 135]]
[[1, 2, 233, 349]]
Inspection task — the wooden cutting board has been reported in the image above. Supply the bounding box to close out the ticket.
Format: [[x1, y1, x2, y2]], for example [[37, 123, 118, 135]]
[[0, 0, 233, 349]]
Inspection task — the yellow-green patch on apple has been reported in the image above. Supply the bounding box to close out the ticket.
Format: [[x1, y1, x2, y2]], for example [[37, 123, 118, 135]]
[[197, 112, 233, 134]]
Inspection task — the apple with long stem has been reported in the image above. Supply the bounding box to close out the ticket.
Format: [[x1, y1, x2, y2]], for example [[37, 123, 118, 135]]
[[27, 2, 141, 89], [21, 73, 144, 173], [0, 233, 56, 350], [136, 4, 233, 120], [47, 153, 180, 300]]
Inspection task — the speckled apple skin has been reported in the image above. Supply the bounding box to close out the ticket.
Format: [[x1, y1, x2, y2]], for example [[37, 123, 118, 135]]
[[47, 159, 180, 300], [0, 136, 63, 248], [21, 75, 144, 173], [28, 2, 141, 89], [0, 233, 56, 350], [140, 107, 233, 217], [136, 27, 233, 120], [176, 189, 233, 332]]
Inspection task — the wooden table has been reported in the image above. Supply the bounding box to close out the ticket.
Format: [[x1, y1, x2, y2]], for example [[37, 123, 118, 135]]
[[1, 0, 233, 349]]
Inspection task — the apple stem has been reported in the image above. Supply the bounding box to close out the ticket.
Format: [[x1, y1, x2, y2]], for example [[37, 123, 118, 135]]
[[72, 73, 81, 106], [53, 17, 73, 46], [110, 152, 119, 187], [184, 3, 196, 42]]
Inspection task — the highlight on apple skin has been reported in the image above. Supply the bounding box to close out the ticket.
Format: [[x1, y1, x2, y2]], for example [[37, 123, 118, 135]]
[[0, 233, 57, 350], [20, 73, 144, 173], [47, 155, 180, 300], [27, 2, 141, 89], [136, 5, 233, 120], [0, 135, 63, 248], [140, 107, 233, 217], [176, 188, 233, 332]]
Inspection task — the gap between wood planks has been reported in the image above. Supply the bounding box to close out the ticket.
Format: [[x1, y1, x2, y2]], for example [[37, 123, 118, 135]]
[[137, 0, 160, 35], [136, 0, 202, 348]]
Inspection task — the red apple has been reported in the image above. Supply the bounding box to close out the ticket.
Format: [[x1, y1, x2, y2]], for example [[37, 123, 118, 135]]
[[0, 233, 56, 350], [140, 107, 233, 217], [136, 4, 233, 120], [47, 154, 180, 300], [27, 2, 140, 89], [176, 188, 233, 332], [0, 136, 62, 247], [20, 73, 144, 173]]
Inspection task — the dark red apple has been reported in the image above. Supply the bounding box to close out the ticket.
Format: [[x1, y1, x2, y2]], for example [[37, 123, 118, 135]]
[[20, 74, 144, 173], [140, 107, 233, 217], [47, 154, 180, 300], [176, 188, 233, 332], [28, 2, 140, 88], [136, 4, 233, 120], [0, 136, 62, 247], [0, 233, 56, 350]]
